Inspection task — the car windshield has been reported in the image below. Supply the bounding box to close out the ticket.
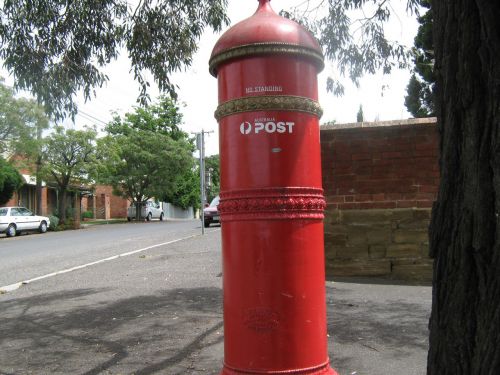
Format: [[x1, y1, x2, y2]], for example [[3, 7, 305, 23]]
[[209, 196, 220, 207], [0, 208, 7, 216]]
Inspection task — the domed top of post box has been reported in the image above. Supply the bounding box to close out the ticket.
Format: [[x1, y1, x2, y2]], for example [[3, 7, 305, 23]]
[[209, 0, 324, 77]]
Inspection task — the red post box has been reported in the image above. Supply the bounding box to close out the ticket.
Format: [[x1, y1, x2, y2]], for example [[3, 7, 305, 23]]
[[210, 1, 338, 374]]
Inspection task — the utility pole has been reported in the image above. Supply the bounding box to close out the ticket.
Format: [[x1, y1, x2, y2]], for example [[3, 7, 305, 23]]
[[35, 123, 43, 215], [194, 129, 214, 235]]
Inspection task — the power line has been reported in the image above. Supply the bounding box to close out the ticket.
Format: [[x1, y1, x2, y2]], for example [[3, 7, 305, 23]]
[[78, 110, 108, 126]]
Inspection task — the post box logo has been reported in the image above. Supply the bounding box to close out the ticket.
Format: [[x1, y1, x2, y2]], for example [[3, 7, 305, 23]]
[[239, 120, 295, 135], [240, 121, 252, 134]]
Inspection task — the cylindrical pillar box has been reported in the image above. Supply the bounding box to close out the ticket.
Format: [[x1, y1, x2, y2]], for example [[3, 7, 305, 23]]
[[210, 1, 338, 374]]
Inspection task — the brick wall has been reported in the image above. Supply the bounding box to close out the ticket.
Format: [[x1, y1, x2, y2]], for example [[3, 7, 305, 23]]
[[321, 118, 439, 210], [94, 185, 128, 219], [320, 118, 439, 282]]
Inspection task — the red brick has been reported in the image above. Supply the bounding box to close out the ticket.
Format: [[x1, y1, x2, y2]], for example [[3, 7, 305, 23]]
[[414, 149, 435, 157], [382, 151, 403, 159], [333, 166, 354, 174], [329, 196, 346, 203], [359, 201, 397, 209], [352, 160, 373, 167], [350, 140, 372, 149], [416, 192, 436, 200], [352, 153, 372, 161], [419, 185, 439, 193], [415, 142, 438, 151], [353, 165, 372, 175], [372, 158, 393, 166], [345, 195, 355, 202], [386, 193, 404, 201], [355, 194, 373, 202], [372, 193, 386, 201], [337, 188, 357, 195]]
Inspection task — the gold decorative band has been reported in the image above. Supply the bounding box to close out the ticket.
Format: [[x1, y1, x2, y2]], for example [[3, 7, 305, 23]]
[[215, 95, 323, 121], [209, 42, 325, 77]]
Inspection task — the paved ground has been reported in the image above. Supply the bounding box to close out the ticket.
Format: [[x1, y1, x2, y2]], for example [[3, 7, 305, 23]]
[[0, 220, 205, 286], [0, 229, 431, 375]]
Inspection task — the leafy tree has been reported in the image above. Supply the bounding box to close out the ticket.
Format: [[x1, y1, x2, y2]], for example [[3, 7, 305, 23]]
[[404, 0, 435, 117], [281, 0, 419, 96], [162, 168, 200, 210], [97, 98, 196, 218], [0, 156, 23, 205], [356, 104, 364, 122], [0, 80, 51, 214], [0, 81, 49, 154], [0, 82, 22, 153], [204, 154, 220, 203], [0, 0, 229, 120], [41, 126, 97, 223]]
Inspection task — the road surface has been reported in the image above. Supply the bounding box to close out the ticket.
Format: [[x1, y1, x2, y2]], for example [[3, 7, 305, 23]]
[[0, 220, 216, 288]]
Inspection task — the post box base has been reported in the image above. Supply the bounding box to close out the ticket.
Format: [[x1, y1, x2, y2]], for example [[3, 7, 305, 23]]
[[220, 364, 339, 375]]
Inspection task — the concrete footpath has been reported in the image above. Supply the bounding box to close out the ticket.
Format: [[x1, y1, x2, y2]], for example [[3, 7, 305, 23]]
[[0, 230, 431, 375]]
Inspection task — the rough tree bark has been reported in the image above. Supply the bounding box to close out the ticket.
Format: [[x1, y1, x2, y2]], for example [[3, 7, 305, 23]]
[[428, 1, 500, 374]]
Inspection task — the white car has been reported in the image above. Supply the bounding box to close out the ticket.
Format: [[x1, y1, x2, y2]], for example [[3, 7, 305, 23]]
[[0, 207, 50, 237], [127, 201, 164, 221]]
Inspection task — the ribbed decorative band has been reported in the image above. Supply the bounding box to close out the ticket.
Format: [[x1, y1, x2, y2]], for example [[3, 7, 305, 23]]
[[218, 187, 326, 222], [215, 95, 322, 121], [209, 42, 325, 77], [221, 361, 336, 374]]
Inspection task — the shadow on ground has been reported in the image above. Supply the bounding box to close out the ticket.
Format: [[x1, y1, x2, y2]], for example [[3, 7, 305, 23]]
[[0, 287, 223, 374], [0, 284, 429, 375]]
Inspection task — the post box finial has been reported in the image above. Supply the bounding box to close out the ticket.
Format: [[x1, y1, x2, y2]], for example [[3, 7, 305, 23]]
[[257, 0, 272, 12]]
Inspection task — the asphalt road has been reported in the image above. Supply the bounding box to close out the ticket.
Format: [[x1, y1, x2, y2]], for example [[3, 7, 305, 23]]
[[0, 223, 431, 375], [0, 219, 215, 288]]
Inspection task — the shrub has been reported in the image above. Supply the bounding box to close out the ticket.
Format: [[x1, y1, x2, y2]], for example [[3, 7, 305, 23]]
[[60, 218, 75, 230], [82, 211, 93, 219], [48, 215, 59, 231]]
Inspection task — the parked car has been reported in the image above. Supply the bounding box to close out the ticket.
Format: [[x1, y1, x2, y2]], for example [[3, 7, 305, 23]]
[[203, 195, 220, 227], [0, 207, 50, 237], [127, 201, 164, 221]]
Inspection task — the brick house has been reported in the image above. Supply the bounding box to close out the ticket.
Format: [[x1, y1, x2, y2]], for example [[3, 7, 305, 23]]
[[4, 156, 94, 217]]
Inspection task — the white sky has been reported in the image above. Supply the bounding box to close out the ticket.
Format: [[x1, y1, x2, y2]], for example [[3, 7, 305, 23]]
[[4, 0, 419, 156]]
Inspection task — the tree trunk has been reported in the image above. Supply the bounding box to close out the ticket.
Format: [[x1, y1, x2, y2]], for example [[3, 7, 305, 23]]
[[428, 1, 500, 374], [59, 189, 67, 224], [135, 200, 143, 221]]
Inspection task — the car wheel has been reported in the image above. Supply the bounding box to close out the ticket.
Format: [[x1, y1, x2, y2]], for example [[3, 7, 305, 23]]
[[147, 213, 152, 222], [159, 213, 164, 221], [6, 224, 16, 237], [204, 221, 210, 228], [39, 221, 48, 233], [127, 217, 131, 222]]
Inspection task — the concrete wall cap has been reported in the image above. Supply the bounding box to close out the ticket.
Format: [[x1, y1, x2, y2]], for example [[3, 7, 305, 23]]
[[320, 117, 437, 131]]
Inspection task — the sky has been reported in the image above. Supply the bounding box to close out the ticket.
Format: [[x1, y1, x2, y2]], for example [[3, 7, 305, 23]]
[[4, 0, 419, 156]]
